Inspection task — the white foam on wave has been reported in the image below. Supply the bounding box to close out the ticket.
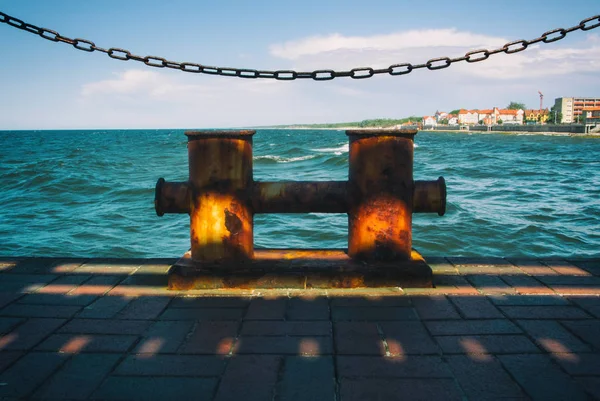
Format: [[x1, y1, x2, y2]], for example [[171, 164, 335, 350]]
[[254, 155, 317, 163], [310, 144, 349, 155]]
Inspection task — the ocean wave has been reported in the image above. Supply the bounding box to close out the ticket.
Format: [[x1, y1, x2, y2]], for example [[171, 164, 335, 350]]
[[310, 144, 349, 155], [254, 155, 317, 163]]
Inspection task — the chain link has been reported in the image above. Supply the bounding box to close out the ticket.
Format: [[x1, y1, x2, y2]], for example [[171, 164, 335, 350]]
[[1, 11, 599, 81]]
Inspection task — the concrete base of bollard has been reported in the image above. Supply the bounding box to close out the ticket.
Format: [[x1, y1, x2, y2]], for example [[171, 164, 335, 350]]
[[167, 249, 433, 290]]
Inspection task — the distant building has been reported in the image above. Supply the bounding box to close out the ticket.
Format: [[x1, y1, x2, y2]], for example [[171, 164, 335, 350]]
[[525, 109, 549, 124], [422, 116, 437, 126], [458, 109, 479, 125], [435, 111, 448, 122], [554, 97, 600, 123], [498, 108, 524, 124], [582, 107, 600, 125], [446, 114, 458, 125], [478, 109, 495, 125]]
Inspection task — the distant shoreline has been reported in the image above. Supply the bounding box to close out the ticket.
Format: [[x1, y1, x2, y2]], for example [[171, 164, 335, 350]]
[[259, 127, 599, 137]]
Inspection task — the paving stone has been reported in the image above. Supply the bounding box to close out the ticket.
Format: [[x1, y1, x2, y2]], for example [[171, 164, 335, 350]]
[[500, 306, 591, 319], [34, 274, 92, 294], [134, 320, 193, 354], [108, 283, 174, 297], [432, 275, 479, 295], [435, 335, 540, 354], [410, 295, 461, 320], [69, 275, 124, 295], [160, 307, 245, 321], [570, 259, 600, 276], [329, 296, 411, 308], [499, 354, 589, 401], [0, 317, 23, 335], [337, 355, 452, 378], [0, 258, 62, 275], [380, 321, 440, 355], [425, 319, 522, 336], [214, 355, 281, 401], [427, 257, 458, 275], [17, 293, 97, 306], [74, 260, 141, 274], [115, 354, 226, 376], [0, 273, 58, 285], [450, 257, 515, 274], [0, 318, 65, 350], [242, 321, 331, 336], [488, 294, 568, 306], [331, 307, 418, 321], [0, 280, 46, 293], [33, 353, 121, 400], [467, 275, 517, 295], [170, 296, 251, 308], [245, 298, 287, 320], [448, 296, 504, 319], [500, 275, 555, 294], [560, 320, 600, 349], [0, 351, 22, 373], [0, 293, 20, 310], [567, 296, 600, 318], [0, 303, 81, 318], [0, 352, 67, 398], [549, 286, 600, 296], [508, 259, 560, 276], [447, 355, 526, 401], [58, 318, 151, 335], [234, 335, 332, 355], [517, 320, 591, 353], [77, 296, 132, 318], [576, 377, 600, 400], [47, 259, 87, 273], [542, 260, 592, 276], [92, 376, 217, 401], [116, 296, 171, 320], [286, 297, 329, 320], [37, 333, 138, 353], [551, 352, 600, 376], [340, 378, 462, 401], [334, 322, 385, 355], [278, 356, 335, 401], [179, 321, 239, 354], [538, 276, 600, 287]]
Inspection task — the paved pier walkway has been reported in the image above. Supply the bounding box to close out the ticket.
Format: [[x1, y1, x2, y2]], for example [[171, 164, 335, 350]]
[[0, 256, 599, 400]]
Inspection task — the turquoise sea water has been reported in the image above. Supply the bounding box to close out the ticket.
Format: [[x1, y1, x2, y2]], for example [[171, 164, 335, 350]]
[[0, 129, 599, 258]]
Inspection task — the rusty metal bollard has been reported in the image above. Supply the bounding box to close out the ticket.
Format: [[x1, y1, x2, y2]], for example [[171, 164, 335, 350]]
[[155, 129, 445, 289]]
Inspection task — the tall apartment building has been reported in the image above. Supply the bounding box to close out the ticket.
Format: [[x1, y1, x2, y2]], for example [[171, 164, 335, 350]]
[[554, 97, 600, 123]]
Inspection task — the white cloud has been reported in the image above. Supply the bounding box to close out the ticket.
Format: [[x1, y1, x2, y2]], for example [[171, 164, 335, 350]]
[[269, 29, 600, 80], [270, 29, 505, 60], [81, 69, 286, 100]]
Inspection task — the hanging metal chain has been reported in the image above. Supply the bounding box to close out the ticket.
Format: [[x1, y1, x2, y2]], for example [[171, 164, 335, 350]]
[[1, 11, 599, 81]]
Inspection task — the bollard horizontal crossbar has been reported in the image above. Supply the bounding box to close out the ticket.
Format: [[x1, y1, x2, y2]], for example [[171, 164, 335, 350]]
[[155, 178, 447, 216]]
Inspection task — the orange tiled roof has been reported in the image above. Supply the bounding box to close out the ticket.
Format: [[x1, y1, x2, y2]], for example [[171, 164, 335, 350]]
[[499, 109, 519, 115], [478, 109, 493, 114]]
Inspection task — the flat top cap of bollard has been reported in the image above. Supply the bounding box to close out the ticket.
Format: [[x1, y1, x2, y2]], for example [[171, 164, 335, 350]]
[[346, 129, 417, 137], [185, 130, 256, 139]]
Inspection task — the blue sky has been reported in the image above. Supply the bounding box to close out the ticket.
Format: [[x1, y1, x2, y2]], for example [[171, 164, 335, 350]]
[[1, 0, 599, 129]]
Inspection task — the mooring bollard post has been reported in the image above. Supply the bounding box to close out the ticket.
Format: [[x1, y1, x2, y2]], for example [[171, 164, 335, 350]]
[[156, 129, 446, 289], [347, 130, 415, 261]]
